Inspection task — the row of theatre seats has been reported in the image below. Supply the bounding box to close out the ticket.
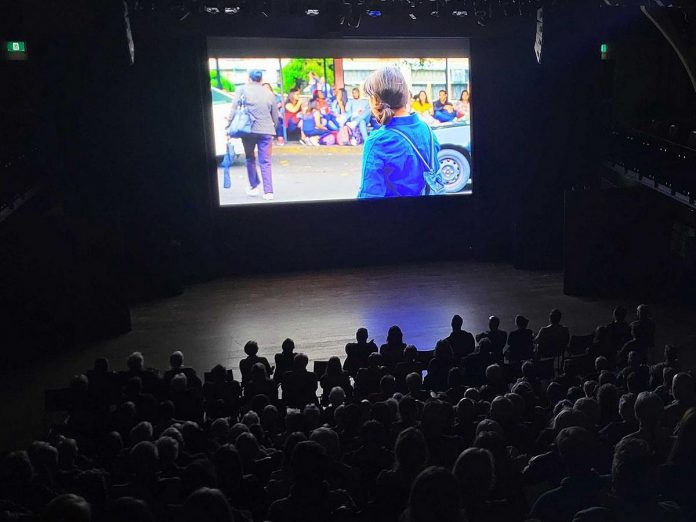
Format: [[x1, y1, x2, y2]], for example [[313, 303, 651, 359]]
[[608, 119, 696, 202]]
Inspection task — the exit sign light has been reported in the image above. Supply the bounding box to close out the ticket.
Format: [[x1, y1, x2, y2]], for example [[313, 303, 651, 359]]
[[6, 41, 26, 53], [600, 43, 608, 53]]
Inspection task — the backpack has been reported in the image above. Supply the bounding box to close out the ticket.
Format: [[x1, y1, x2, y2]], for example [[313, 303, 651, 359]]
[[336, 125, 353, 146], [389, 126, 446, 195]]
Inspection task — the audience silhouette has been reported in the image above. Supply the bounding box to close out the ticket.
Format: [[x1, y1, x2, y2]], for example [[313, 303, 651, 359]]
[[4, 306, 695, 522]]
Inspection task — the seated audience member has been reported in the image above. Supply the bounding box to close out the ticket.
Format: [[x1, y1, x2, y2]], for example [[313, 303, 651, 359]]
[[310, 427, 357, 496], [344, 420, 394, 504], [447, 315, 476, 360], [239, 341, 272, 386], [660, 407, 696, 520], [476, 316, 507, 364], [395, 346, 425, 392], [380, 325, 407, 370], [617, 324, 650, 369], [453, 447, 515, 522], [267, 441, 356, 521], [320, 356, 353, 404], [403, 372, 428, 402], [630, 304, 656, 349], [622, 391, 671, 460], [164, 351, 199, 387], [574, 438, 682, 522], [589, 326, 614, 362], [605, 305, 632, 352], [617, 351, 649, 390], [445, 368, 466, 404], [243, 362, 278, 403], [599, 393, 637, 449], [374, 427, 428, 522], [655, 366, 677, 405], [506, 315, 534, 362], [274, 338, 296, 383], [182, 487, 236, 522], [425, 340, 455, 392], [535, 309, 570, 359], [122, 352, 160, 395], [355, 353, 386, 399], [650, 344, 680, 389], [281, 355, 317, 410], [203, 365, 241, 419], [170, 374, 204, 423], [662, 372, 695, 433], [530, 427, 609, 522], [402, 466, 466, 522], [343, 328, 378, 377], [421, 401, 465, 468], [43, 494, 91, 522]]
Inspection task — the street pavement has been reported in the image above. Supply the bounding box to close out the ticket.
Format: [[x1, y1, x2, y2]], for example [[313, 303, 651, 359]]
[[217, 144, 364, 205]]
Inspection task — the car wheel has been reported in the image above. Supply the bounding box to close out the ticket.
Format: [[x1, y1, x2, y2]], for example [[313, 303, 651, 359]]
[[438, 147, 471, 193]]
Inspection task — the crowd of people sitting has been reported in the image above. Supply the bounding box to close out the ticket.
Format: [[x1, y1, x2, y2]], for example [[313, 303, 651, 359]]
[[279, 76, 470, 147], [2, 304, 695, 522]]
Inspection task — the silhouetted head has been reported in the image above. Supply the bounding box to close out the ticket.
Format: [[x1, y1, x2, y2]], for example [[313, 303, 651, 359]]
[[452, 315, 463, 330], [613, 306, 627, 322], [673, 373, 695, 404], [406, 466, 462, 522], [388, 325, 404, 345], [291, 440, 328, 485], [94, 358, 109, 373], [357, 328, 369, 343], [549, 309, 562, 325], [453, 448, 494, 500], [44, 494, 91, 522], [636, 304, 650, 321], [127, 352, 144, 372], [326, 356, 342, 376], [394, 427, 428, 474], [488, 316, 500, 331], [403, 345, 418, 362], [182, 487, 234, 522], [515, 315, 529, 329], [244, 341, 259, 356], [282, 338, 295, 355], [170, 351, 184, 369], [612, 438, 656, 502], [293, 353, 309, 372], [556, 427, 595, 476], [634, 391, 664, 428]]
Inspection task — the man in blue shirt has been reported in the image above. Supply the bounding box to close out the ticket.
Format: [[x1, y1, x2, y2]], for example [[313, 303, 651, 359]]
[[345, 87, 371, 143]]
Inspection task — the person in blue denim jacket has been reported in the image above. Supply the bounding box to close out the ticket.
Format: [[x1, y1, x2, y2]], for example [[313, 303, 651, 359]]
[[358, 66, 440, 198]]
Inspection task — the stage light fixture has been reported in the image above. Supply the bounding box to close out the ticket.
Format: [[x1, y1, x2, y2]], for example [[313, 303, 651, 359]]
[[303, 0, 323, 15], [342, 0, 364, 27]]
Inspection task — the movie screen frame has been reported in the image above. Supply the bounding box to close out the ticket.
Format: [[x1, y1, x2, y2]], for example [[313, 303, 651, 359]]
[[206, 38, 473, 207]]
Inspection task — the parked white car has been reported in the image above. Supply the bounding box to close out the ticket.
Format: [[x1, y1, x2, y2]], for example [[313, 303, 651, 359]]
[[211, 87, 244, 160], [432, 122, 472, 193]]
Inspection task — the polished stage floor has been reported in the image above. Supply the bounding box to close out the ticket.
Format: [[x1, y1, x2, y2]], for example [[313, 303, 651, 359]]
[[2, 261, 695, 451]]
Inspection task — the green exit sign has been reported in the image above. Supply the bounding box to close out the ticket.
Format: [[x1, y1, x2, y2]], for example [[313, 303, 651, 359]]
[[600, 43, 608, 53], [6, 41, 26, 53]]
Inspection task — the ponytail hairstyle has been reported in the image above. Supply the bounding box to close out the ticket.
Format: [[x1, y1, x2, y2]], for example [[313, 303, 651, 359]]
[[363, 66, 410, 126]]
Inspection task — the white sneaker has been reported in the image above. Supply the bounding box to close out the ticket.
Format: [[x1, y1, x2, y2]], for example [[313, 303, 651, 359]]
[[263, 193, 274, 201], [246, 186, 260, 196]]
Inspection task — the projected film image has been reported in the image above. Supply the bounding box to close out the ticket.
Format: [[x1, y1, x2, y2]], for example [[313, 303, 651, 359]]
[[209, 56, 472, 205]]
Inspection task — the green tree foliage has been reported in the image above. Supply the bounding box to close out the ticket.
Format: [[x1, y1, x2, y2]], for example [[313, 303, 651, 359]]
[[210, 70, 236, 92], [281, 58, 335, 94]]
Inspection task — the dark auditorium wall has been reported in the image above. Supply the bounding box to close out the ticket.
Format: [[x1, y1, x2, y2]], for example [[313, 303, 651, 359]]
[[607, 8, 696, 130], [2, 3, 646, 315]]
